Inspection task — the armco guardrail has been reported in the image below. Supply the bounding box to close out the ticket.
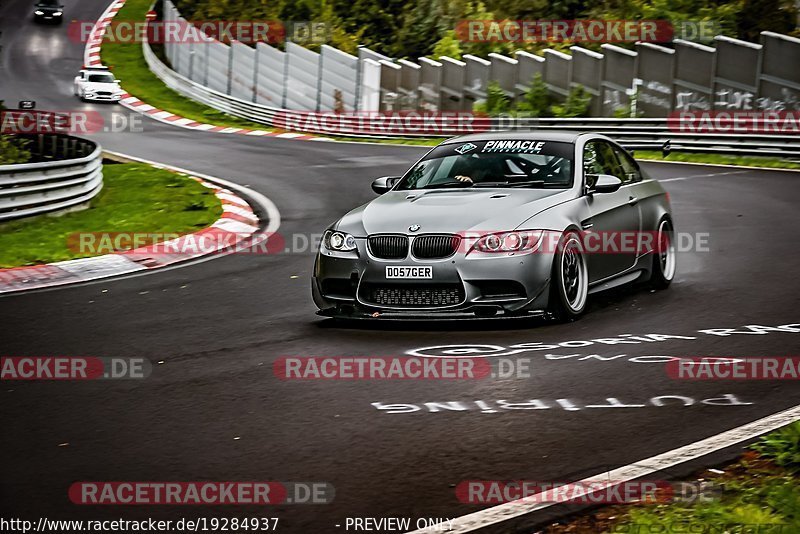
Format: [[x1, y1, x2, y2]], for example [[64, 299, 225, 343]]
[[0, 133, 103, 221], [143, 40, 800, 158]]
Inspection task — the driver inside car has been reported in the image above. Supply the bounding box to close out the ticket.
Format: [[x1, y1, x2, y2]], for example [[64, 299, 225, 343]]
[[452, 156, 505, 184]]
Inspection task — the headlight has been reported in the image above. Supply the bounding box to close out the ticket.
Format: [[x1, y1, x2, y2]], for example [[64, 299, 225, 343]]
[[469, 230, 543, 255], [35, 10, 44, 14], [54, 11, 62, 15], [324, 230, 357, 252]]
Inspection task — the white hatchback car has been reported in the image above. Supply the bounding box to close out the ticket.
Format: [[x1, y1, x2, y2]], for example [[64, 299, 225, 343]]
[[73, 67, 124, 102]]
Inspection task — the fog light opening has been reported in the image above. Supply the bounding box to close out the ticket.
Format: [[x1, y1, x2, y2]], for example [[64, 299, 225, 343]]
[[474, 306, 500, 317]]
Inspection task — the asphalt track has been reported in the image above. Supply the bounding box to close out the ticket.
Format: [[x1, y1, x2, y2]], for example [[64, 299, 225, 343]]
[[1, 2, 800, 532]]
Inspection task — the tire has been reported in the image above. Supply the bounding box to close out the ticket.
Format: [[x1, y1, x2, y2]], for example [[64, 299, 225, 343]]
[[548, 232, 589, 321], [648, 218, 676, 289]]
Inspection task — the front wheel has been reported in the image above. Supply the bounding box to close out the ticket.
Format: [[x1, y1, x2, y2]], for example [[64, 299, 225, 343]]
[[648, 218, 676, 289], [548, 232, 589, 321]]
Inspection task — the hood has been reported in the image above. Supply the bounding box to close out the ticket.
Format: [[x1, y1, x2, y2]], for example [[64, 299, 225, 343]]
[[84, 82, 120, 91], [336, 188, 574, 236]]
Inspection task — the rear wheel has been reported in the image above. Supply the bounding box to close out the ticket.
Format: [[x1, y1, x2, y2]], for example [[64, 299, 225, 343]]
[[548, 232, 588, 321], [648, 218, 676, 289]]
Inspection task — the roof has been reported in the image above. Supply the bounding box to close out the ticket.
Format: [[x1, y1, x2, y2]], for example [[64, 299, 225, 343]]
[[442, 130, 583, 144]]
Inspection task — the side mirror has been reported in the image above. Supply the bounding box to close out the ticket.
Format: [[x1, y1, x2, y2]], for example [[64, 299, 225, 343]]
[[371, 176, 400, 195], [587, 174, 623, 194]]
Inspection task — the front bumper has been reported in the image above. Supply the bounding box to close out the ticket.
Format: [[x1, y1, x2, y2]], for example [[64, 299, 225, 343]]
[[82, 93, 122, 102], [34, 13, 63, 21], [312, 238, 554, 319]]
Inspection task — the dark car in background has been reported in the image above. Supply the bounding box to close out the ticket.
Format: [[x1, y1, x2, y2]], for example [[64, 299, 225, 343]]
[[33, 0, 63, 23]]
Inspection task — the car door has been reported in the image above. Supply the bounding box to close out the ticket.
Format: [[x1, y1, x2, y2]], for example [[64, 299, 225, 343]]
[[581, 140, 641, 282], [610, 143, 653, 260]]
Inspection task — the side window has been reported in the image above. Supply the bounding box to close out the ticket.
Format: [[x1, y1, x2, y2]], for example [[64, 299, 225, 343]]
[[583, 141, 624, 187], [612, 145, 642, 184]]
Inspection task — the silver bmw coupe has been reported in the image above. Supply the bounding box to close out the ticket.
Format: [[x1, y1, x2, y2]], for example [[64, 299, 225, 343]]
[[312, 132, 675, 321]]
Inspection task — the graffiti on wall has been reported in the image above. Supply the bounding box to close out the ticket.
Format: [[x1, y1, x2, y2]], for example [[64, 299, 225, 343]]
[[675, 90, 711, 111]]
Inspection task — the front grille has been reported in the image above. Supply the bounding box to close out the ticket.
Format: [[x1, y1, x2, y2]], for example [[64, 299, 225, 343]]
[[368, 235, 408, 259], [97, 91, 112, 96], [364, 284, 465, 307], [412, 234, 461, 259]]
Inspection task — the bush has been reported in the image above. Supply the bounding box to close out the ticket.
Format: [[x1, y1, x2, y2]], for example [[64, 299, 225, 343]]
[[0, 100, 31, 164], [431, 30, 463, 59], [551, 85, 592, 118], [0, 136, 31, 165], [515, 73, 551, 117], [751, 421, 800, 473], [474, 80, 512, 115]]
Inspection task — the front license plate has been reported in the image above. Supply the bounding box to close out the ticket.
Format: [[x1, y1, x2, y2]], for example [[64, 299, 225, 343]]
[[385, 266, 433, 279]]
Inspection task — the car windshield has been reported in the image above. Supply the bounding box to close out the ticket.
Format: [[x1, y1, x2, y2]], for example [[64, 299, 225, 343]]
[[37, 0, 60, 6], [396, 139, 574, 190], [88, 74, 115, 83]]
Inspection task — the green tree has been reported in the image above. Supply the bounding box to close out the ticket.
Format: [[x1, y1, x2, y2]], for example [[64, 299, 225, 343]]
[[0, 100, 31, 165], [550, 84, 592, 117], [432, 30, 463, 59], [474, 80, 512, 115], [0, 137, 31, 165], [737, 0, 796, 41], [515, 72, 550, 116], [585, 0, 745, 42]]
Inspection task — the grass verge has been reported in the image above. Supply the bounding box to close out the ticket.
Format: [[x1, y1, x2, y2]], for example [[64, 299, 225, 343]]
[[545, 421, 800, 533], [101, 0, 271, 131], [0, 162, 223, 268], [635, 150, 800, 170]]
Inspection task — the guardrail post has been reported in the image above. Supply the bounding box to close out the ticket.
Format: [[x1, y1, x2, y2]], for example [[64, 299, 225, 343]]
[[252, 44, 260, 103], [281, 39, 290, 109], [316, 48, 324, 112], [226, 44, 234, 96]]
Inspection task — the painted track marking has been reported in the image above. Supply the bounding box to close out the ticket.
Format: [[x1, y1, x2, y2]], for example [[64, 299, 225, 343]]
[[405, 403, 800, 533]]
